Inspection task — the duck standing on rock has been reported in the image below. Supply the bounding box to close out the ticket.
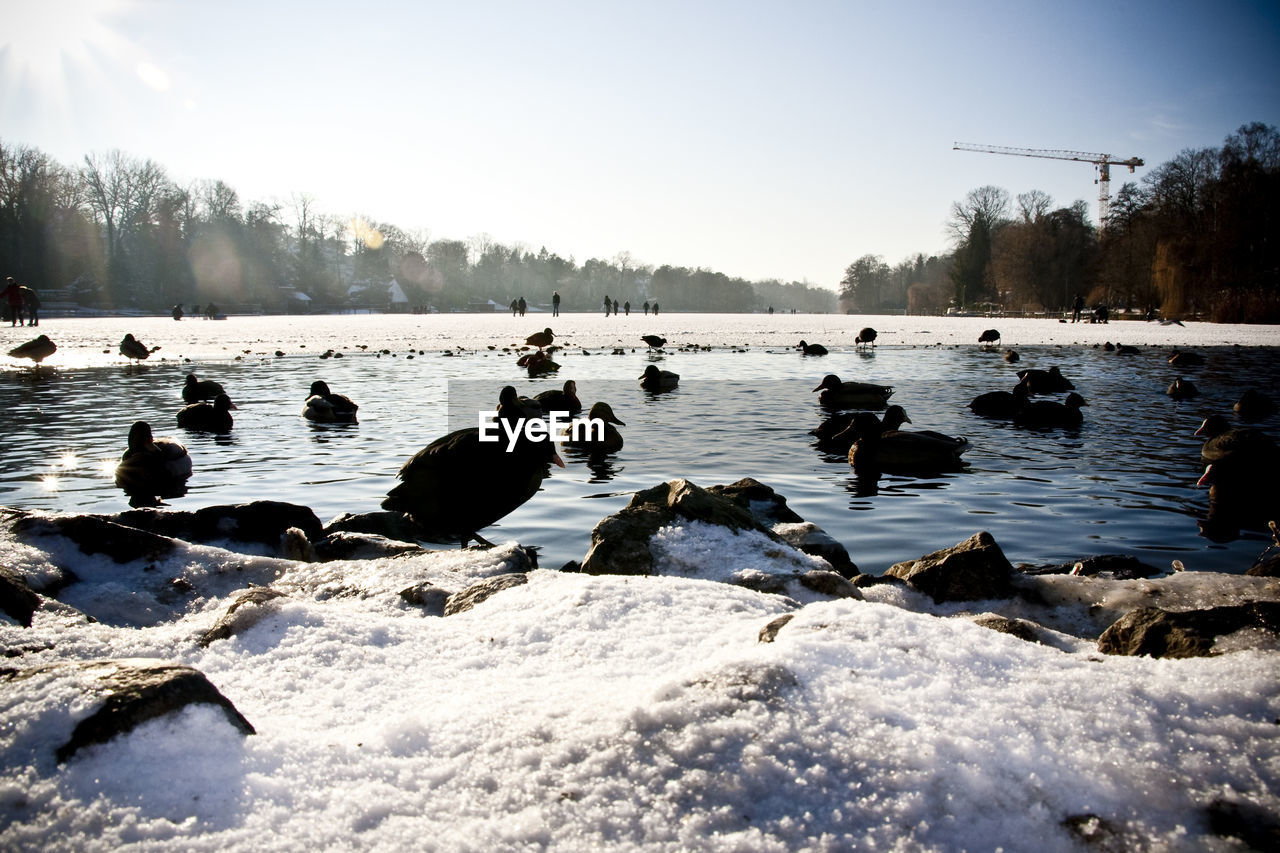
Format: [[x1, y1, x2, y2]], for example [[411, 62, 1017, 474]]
[[382, 386, 565, 547], [7, 334, 56, 366], [563, 402, 626, 454], [177, 393, 237, 432], [798, 340, 828, 356], [812, 374, 893, 409], [120, 334, 159, 363], [1013, 392, 1089, 429], [114, 420, 193, 505], [303, 380, 359, 423], [183, 373, 225, 403], [640, 364, 679, 392]]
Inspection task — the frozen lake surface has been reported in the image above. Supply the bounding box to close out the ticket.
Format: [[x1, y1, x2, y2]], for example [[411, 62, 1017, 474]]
[[3, 312, 1280, 572]]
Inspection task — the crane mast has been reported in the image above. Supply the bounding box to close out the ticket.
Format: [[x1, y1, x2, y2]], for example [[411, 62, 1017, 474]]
[[953, 142, 1144, 225]]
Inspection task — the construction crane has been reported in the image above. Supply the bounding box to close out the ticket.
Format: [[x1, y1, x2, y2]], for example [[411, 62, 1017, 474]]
[[953, 142, 1144, 225]]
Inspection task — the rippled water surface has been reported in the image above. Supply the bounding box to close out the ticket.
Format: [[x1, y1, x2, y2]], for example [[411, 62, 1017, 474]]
[[3, 313, 1279, 573]]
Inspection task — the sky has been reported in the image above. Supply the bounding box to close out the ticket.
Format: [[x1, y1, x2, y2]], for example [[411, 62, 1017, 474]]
[[2, 0, 1279, 288]]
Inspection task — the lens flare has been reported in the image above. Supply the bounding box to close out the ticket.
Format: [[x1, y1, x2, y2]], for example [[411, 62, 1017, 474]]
[[351, 216, 385, 250]]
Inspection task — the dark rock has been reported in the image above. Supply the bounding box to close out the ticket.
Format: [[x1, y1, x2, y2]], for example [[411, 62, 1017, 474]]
[[111, 501, 325, 547], [774, 522, 859, 577], [972, 613, 1041, 643], [399, 583, 451, 615], [1247, 555, 1280, 577], [1016, 554, 1162, 579], [311, 532, 426, 562], [758, 614, 795, 643], [797, 570, 863, 599], [13, 514, 178, 564], [734, 571, 791, 595], [1097, 602, 1280, 658], [444, 574, 528, 615], [1206, 797, 1280, 849], [0, 565, 41, 627], [851, 574, 907, 589], [706, 478, 805, 524], [197, 587, 287, 647], [323, 510, 436, 542], [0, 659, 255, 763], [886, 531, 1015, 602]]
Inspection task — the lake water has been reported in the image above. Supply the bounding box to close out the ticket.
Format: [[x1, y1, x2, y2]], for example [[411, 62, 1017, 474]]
[[3, 312, 1280, 573]]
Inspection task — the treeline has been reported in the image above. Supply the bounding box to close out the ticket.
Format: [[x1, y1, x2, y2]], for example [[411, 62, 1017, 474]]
[[840, 122, 1280, 322], [0, 143, 835, 314]]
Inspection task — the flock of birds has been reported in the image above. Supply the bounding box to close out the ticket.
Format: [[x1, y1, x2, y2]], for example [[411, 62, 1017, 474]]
[[8, 323, 1278, 547]]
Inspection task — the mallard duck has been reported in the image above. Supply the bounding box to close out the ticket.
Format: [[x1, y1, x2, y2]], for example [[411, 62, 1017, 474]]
[[968, 384, 1031, 419], [1003, 349, 1020, 363], [978, 329, 1001, 346], [1016, 366, 1075, 394], [525, 328, 554, 350], [7, 334, 56, 365], [114, 420, 192, 503], [813, 405, 911, 453], [119, 334, 159, 362], [855, 328, 877, 348], [382, 386, 564, 547], [1013, 392, 1088, 428], [182, 373, 225, 403], [846, 411, 968, 473], [1166, 377, 1198, 399], [1168, 348, 1205, 367], [303, 380, 359, 423], [177, 393, 236, 432], [1195, 415, 1278, 467], [1234, 389, 1276, 420], [641, 335, 667, 351], [640, 364, 679, 392], [811, 374, 893, 409], [798, 340, 828, 356], [535, 380, 582, 416], [563, 401, 626, 453], [1114, 343, 1139, 355]]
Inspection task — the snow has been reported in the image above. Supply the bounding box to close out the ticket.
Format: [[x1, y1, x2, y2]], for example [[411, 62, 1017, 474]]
[[2, 513, 1278, 851]]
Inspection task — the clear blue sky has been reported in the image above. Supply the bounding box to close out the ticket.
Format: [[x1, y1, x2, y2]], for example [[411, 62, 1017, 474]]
[[3, 0, 1278, 288]]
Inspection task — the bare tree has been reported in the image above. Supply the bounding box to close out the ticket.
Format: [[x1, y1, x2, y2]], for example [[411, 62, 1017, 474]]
[[947, 185, 1011, 244], [1016, 190, 1053, 224]]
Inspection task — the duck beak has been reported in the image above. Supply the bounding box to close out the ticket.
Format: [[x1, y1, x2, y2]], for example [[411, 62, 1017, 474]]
[[552, 447, 566, 468], [1196, 465, 1212, 487]]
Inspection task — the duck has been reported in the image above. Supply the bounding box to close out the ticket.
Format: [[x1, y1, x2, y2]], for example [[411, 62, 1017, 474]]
[[1013, 392, 1089, 428], [518, 349, 560, 376], [968, 384, 1031, 419], [381, 386, 565, 547], [641, 335, 667, 351], [1194, 415, 1278, 467], [1195, 422, 1280, 536], [119, 334, 159, 362], [855, 328, 878, 349], [534, 380, 582, 416], [7, 334, 56, 365], [525, 328, 555, 350], [1114, 343, 1140, 355], [978, 329, 1001, 346], [114, 420, 193, 504], [177, 393, 237, 432], [798, 340, 828, 356], [303, 380, 359, 423], [1168, 348, 1205, 368], [1166, 377, 1198, 399], [1234, 389, 1276, 420], [183, 373, 225, 403], [1016, 366, 1075, 394], [563, 401, 626, 453], [846, 411, 968, 473], [812, 404, 912, 453], [640, 364, 679, 392], [811, 374, 893, 409], [1002, 349, 1020, 363]]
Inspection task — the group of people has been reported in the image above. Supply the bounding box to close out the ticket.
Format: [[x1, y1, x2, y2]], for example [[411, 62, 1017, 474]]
[[2, 276, 40, 327], [171, 302, 222, 321], [602, 296, 657, 317], [510, 292, 659, 317]]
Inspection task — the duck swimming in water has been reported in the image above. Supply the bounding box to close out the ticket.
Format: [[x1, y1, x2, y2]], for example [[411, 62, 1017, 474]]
[[302, 380, 359, 423], [1013, 392, 1089, 429], [798, 340, 828, 356], [968, 383, 1031, 419], [381, 386, 565, 547], [1016, 366, 1075, 394], [177, 393, 237, 432], [811, 374, 893, 409], [114, 420, 193, 505], [1234, 389, 1276, 420], [846, 411, 968, 473], [812, 405, 911, 454], [563, 401, 626, 454], [640, 364, 679, 392], [535, 380, 582, 416], [183, 373, 225, 403], [1166, 377, 1198, 399]]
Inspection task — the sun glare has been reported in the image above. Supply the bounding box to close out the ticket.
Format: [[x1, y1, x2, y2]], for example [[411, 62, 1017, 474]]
[[1, 0, 135, 100]]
